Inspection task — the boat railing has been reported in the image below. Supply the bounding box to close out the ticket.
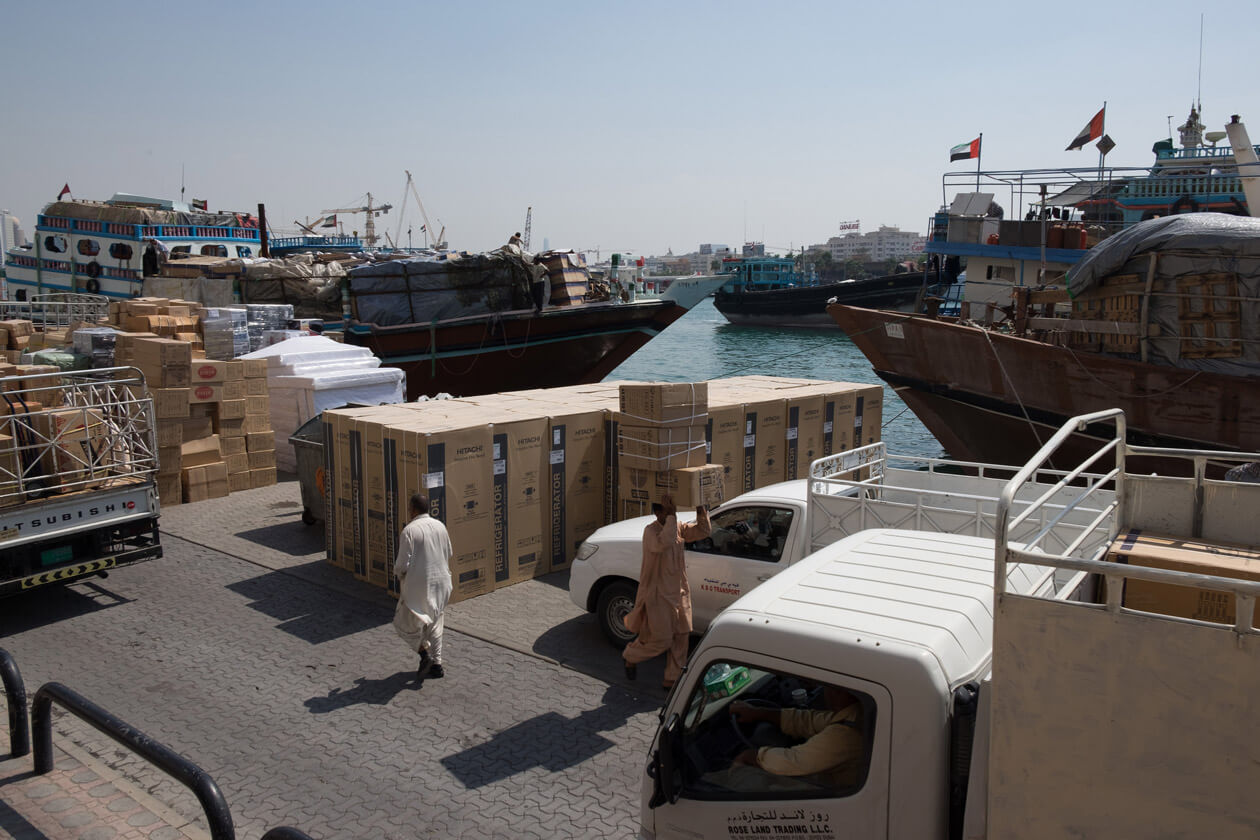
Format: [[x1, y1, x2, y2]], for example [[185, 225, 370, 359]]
[[269, 235, 363, 251], [0, 293, 111, 326], [36, 215, 261, 243]]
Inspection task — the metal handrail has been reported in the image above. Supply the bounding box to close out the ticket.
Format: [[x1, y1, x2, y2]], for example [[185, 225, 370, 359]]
[[32, 682, 235, 840], [0, 648, 30, 757]]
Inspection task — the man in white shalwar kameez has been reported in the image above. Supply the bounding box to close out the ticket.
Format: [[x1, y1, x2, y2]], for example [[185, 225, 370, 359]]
[[392, 493, 454, 679]]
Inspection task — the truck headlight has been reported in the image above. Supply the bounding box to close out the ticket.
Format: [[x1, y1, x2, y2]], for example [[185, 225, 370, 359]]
[[576, 541, 599, 562]]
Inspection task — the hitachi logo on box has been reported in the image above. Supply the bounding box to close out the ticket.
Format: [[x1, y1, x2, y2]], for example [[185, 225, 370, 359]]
[[456, 445, 484, 456]]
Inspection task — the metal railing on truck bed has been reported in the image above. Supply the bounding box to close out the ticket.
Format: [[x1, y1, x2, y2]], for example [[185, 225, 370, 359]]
[[986, 409, 1260, 839], [807, 442, 1116, 563], [0, 292, 111, 327], [0, 367, 161, 594]]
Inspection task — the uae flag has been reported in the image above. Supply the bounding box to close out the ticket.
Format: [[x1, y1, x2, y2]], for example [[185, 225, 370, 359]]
[[950, 137, 980, 161], [321, 214, 337, 228], [1066, 107, 1105, 151], [57, 183, 71, 200]]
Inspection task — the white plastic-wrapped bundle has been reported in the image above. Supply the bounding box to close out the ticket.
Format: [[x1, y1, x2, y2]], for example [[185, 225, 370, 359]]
[[245, 304, 294, 351], [202, 307, 249, 359], [240, 336, 405, 471], [71, 327, 119, 368]]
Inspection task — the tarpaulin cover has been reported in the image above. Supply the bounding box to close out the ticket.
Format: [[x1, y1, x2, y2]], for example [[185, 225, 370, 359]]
[[1067, 213, 1260, 298], [1066, 213, 1260, 374], [347, 250, 545, 325]]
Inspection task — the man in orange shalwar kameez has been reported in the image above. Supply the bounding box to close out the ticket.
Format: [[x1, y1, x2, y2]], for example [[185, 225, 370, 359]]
[[622, 494, 712, 690]]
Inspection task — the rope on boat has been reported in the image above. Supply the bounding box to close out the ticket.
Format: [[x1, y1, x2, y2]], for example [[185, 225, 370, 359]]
[[982, 327, 1049, 454]]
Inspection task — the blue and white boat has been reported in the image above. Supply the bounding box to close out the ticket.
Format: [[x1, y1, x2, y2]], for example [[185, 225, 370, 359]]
[[2, 193, 262, 300]]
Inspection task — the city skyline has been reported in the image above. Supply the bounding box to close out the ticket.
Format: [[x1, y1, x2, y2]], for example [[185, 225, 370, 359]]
[[3, 2, 1256, 258]]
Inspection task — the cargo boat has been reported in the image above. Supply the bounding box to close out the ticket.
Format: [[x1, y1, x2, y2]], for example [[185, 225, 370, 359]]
[[713, 255, 935, 328], [829, 112, 1260, 474]]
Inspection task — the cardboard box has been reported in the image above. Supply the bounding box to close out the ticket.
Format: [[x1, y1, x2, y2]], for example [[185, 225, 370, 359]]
[[619, 382, 708, 427], [1108, 529, 1260, 627], [216, 417, 245, 438], [158, 445, 182, 475], [228, 471, 251, 493], [191, 360, 229, 383], [181, 461, 229, 502], [618, 464, 725, 510], [151, 388, 190, 419], [36, 407, 111, 485], [245, 377, 268, 396], [223, 379, 247, 400], [181, 435, 222, 468], [491, 417, 548, 588], [246, 431, 275, 452], [225, 361, 245, 381], [245, 396, 269, 416], [426, 425, 495, 602], [218, 399, 246, 420], [249, 467, 277, 489], [704, 404, 745, 502], [547, 411, 606, 573], [247, 449, 276, 470], [743, 398, 788, 490], [243, 359, 269, 378], [243, 414, 271, 434], [225, 452, 250, 475], [157, 473, 182, 507], [221, 436, 247, 455], [189, 383, 223, 404], [155, 420, 182, 448], [617, 424, 707, 470], [181, 416, 214, 441]]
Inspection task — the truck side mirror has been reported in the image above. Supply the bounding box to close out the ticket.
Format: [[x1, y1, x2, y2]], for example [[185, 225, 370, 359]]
[[649, 713, 683, 808]]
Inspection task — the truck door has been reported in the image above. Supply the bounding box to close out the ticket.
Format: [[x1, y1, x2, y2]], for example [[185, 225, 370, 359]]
[[684, 505, 798, 625], [644, 646, 890, 840]]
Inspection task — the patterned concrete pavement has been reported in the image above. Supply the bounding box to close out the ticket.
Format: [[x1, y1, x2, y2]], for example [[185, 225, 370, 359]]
[[1, 476, 674, 839]]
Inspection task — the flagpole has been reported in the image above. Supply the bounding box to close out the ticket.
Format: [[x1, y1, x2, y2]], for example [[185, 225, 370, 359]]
[[1097, 101, 1107, 171], [976, 133, 983, 191]]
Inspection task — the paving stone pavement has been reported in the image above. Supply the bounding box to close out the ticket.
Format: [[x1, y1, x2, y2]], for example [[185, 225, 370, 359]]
[[1, 477, 676, 839]]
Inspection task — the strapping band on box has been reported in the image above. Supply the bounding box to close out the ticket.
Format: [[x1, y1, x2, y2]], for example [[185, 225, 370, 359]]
[[618, 381, 708, 425], [616, 427, 707, 465]]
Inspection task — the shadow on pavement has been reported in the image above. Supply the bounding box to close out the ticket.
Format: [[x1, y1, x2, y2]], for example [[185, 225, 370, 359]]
[[0, 580, 131, 635], [532, 614, 628, 680], [439, 684, 657, 788], [303, 670, 419, 713], [232, 521, 326, 558], [225, 567, 387, 645]]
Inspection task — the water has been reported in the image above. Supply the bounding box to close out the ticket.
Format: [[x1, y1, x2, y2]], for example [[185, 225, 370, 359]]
[[606, 298, 944, 459]]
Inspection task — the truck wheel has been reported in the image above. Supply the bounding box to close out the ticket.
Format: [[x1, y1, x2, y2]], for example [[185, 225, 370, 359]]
[[596, 580, 639, 649], [301, 508, 317, 526]]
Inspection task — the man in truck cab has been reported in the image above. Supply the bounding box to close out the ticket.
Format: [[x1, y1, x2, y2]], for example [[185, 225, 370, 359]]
[[723, 685, 866, 790]]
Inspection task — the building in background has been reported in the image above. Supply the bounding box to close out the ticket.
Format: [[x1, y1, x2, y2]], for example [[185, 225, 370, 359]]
[[810, 224, 925, 262]]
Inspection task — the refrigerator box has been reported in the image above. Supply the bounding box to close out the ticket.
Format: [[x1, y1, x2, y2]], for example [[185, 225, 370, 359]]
[[618, 382, 708, 427]]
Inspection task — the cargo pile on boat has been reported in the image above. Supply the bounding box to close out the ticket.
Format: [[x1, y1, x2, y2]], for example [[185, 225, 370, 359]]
[[321, 376, 882, 604]]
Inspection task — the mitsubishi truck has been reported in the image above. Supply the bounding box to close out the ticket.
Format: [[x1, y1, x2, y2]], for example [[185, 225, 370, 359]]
[[0, 368, 162, 595], [640, 409, 1260, 839], [570, 443, 1115, 645]]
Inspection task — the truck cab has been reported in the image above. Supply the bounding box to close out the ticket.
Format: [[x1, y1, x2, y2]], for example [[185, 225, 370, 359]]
[[641, 528, 1050, 839]]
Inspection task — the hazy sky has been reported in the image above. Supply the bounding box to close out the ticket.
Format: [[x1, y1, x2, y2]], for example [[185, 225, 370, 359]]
[[3, 1, 1256, 258]]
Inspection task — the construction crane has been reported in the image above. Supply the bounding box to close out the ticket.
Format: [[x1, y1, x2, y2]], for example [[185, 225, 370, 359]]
[[320, 193, 392, 248], [394, 170, 447, 250], [523, 206, 532, 250]]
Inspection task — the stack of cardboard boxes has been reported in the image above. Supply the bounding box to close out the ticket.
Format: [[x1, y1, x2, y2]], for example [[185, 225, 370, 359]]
[[0, 319, 34, 363], [616, 383, 723, 518], [322, 375, 884, 606], [113, 322, 277, 507]]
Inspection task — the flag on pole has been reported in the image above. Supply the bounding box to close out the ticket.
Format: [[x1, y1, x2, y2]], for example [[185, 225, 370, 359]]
[[1066, 107, 1106, 151], [191, 198, 208, 211], [321, 214, 337, 228], [950, 138, 981, 161], [57, 183, 71, 200]]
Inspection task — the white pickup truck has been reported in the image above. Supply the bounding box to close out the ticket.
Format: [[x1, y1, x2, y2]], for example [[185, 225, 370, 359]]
[[640, 409, 1260, 839], [569, 443, 1115, 645]]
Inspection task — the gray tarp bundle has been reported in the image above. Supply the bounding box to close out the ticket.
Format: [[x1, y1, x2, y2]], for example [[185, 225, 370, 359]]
[[1066, 213, 1260, 375], [348, 250, 545, 325]]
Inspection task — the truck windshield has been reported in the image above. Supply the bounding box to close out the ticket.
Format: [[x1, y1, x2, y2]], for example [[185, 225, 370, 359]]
[[674, 659, 875, 801]]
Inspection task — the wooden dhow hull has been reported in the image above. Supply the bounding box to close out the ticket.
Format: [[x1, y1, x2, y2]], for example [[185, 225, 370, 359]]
[[344, 298, 689, 400], [714, 273, 925, 328], [827, 304, 1260, 472]]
